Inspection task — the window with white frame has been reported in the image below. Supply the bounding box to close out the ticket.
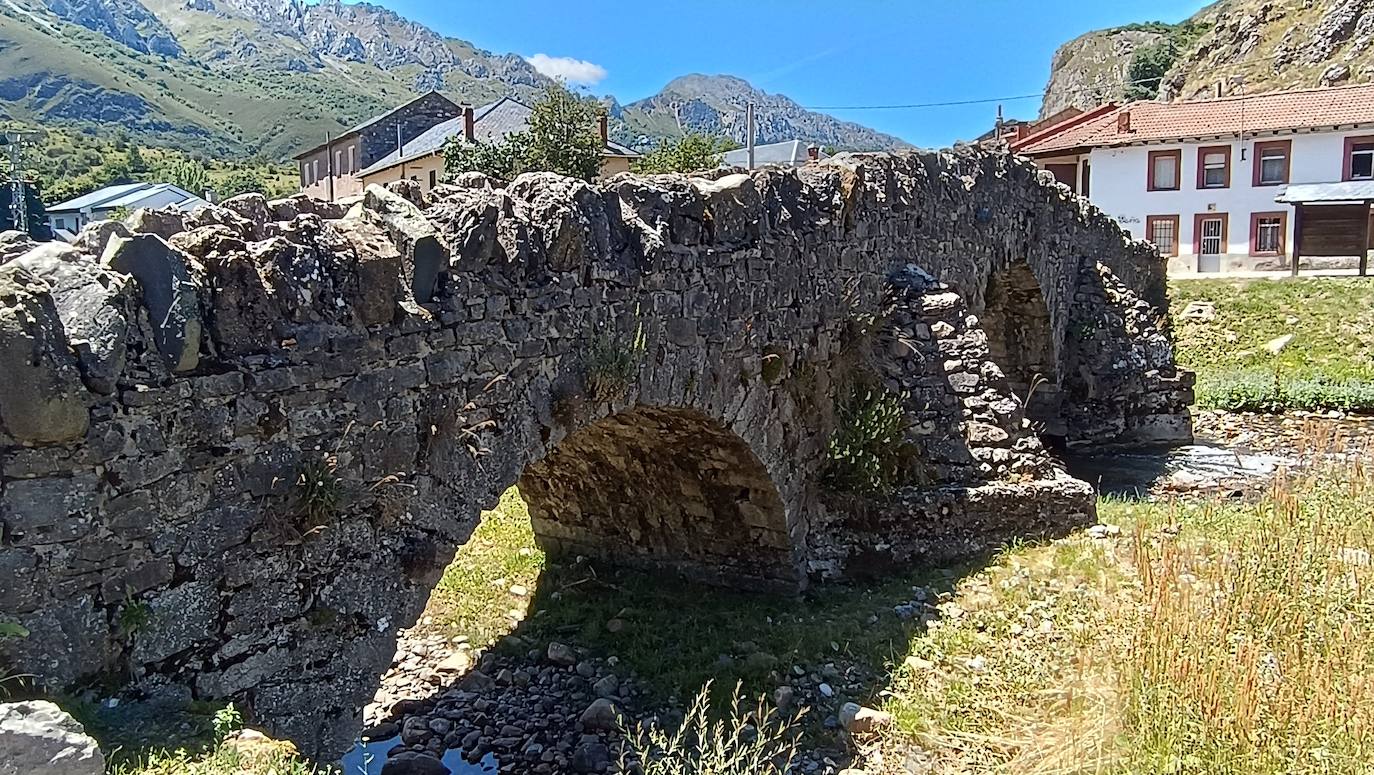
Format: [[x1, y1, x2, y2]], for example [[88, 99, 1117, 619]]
[[1257, 145, 1287, 184], [1351, 141, 1374, 180], [312, 159, 320, 183], [1200, 149, 1228, 188], [1255, 216, 1282, 253], [347, 145, 355, 174], [334, 149, 342, 175]]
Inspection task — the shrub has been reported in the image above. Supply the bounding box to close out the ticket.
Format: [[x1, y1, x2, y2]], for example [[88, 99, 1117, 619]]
[[294, 454, 342, 527], [822, 383, 912, 496], [621, 681, 804, 775], [633, 132, 736, 174], [1197, 373, 1374, 413], [585, 332, 643, 403]]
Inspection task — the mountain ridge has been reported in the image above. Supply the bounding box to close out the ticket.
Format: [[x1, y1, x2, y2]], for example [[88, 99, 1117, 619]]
[[1039, 0, 1374, 119], [0, 0, 908, 163]]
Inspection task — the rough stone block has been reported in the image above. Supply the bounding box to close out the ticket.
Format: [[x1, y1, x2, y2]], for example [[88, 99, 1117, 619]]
[[362, 185, 447, 303], [16, 243, 135, 394], [101, 234, 202, 372], [1, 472, 101, 546], [0, 264, 89, 442], [0, 700, 104, 775]]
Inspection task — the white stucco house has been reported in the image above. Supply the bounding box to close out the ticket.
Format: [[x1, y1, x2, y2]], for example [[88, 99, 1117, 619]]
[[47, 182, 208, 242], [1011, 84, 1374, 274]]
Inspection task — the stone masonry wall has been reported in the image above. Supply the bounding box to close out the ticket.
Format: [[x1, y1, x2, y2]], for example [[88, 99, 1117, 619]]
[[0, 148, 1191, 757]]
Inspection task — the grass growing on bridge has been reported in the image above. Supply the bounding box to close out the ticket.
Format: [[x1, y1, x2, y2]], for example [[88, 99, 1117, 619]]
[[1170, 277, 1374, 412]]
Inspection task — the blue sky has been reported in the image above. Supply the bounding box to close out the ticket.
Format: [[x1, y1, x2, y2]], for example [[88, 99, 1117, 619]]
[[384, 0, 1207, 148]]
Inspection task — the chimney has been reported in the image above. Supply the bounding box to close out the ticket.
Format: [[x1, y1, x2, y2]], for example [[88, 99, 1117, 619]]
[[462, 104, 475, 142], [598, 113, 608, 144], [806, 144, 819, 161], [1117, 110, 1132, 134], [1216, 80, 1224, 99]]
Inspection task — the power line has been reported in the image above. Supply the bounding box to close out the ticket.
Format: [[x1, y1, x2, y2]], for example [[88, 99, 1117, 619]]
[[800, 49, 1295, 112]]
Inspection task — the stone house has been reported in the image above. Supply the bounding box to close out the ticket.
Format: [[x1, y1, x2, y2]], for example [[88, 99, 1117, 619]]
[[1012, 83, 1374, 275], [357, 96, 640, 192], [292, 91, 463, 201]]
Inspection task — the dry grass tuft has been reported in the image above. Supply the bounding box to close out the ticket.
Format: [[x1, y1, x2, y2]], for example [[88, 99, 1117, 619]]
[[1123, 467, 1374, 773], [874, 457, 1374, 774]]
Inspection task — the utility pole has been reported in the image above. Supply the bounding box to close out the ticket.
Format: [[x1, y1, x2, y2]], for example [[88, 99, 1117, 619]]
[[745, 102, 755, 171], [1, 126, 41, 235], [325, 131, 335, 203]]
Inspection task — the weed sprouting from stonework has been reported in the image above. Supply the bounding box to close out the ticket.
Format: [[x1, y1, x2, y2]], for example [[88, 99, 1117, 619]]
[[586, 329, 644, 403], [117, 598, 151, 638], [822, 383, 913, 496], [294, 454, 342, 527], [621, 681, 805, 775]]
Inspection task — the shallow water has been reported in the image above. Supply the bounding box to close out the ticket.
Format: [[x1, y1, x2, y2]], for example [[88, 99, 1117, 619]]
[[338, 734, 499, 774], [1062, 442, 1294, 498]]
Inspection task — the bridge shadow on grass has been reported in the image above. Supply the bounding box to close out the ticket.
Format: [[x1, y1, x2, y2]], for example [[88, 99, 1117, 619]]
[[383, 502, 1010, 772]]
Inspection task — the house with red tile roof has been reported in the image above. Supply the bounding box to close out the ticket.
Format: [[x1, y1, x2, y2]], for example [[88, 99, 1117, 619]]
[[1011, 83, 1374, 274]]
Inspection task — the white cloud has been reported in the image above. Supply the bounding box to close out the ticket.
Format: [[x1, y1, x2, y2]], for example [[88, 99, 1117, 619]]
[[525, 53, 607, 86]]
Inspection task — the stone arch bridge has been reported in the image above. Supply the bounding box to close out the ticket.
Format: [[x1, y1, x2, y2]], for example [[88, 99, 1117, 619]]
[[0, 149, 1192, 755]]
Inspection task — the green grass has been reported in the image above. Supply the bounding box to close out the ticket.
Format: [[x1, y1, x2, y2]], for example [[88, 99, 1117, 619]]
[[873, 468, 1374, 774], [424, 487, 545, 648], [1170, 277, 1374, 412], [425, 488, 956, 707]]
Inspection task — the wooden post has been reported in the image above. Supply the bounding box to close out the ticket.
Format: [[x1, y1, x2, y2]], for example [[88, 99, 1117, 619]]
[[1362, 201, 1371, 277], [1291, 204, 1302, 277]]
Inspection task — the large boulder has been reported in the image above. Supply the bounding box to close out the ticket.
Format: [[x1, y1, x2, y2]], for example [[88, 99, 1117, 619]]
[[15, 243, 135, 394], [362, 184, 447, 304], [691, 173, 763, 245], [0, 230, 36, 266], [222, 193, 271, 241], [428, 186, 504, 271], [331, 215, 404, 326], [0, 700, 104, 775], [101, 234, 203, 373], [0, 264, 89, 442], [71, 220, 131, 257], [267, 193, 347, 223], [506, 172, 612, 273], [124, 207, 189, 242]]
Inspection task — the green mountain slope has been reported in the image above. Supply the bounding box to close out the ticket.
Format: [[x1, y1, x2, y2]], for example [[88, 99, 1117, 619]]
[[2, 0, 908, 166]]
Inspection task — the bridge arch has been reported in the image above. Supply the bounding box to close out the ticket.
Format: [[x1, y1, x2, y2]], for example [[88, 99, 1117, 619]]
[[980, 259, 1063, 441], [0, 149, 1192, 757], [519, 405, 794, 588]]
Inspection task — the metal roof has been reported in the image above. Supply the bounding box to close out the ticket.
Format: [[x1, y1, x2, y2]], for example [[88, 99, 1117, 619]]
[[48, 182, 150, 212], [48, 182, 204, 213], [1275, 181, 1374, 204], [721, 140, 825, 167]]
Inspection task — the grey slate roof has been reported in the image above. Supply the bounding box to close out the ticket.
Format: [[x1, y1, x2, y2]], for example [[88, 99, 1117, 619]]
[[293, 91, 462, 159], [360, 96, 638, 176], [1276, 181, 1374, 203]]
